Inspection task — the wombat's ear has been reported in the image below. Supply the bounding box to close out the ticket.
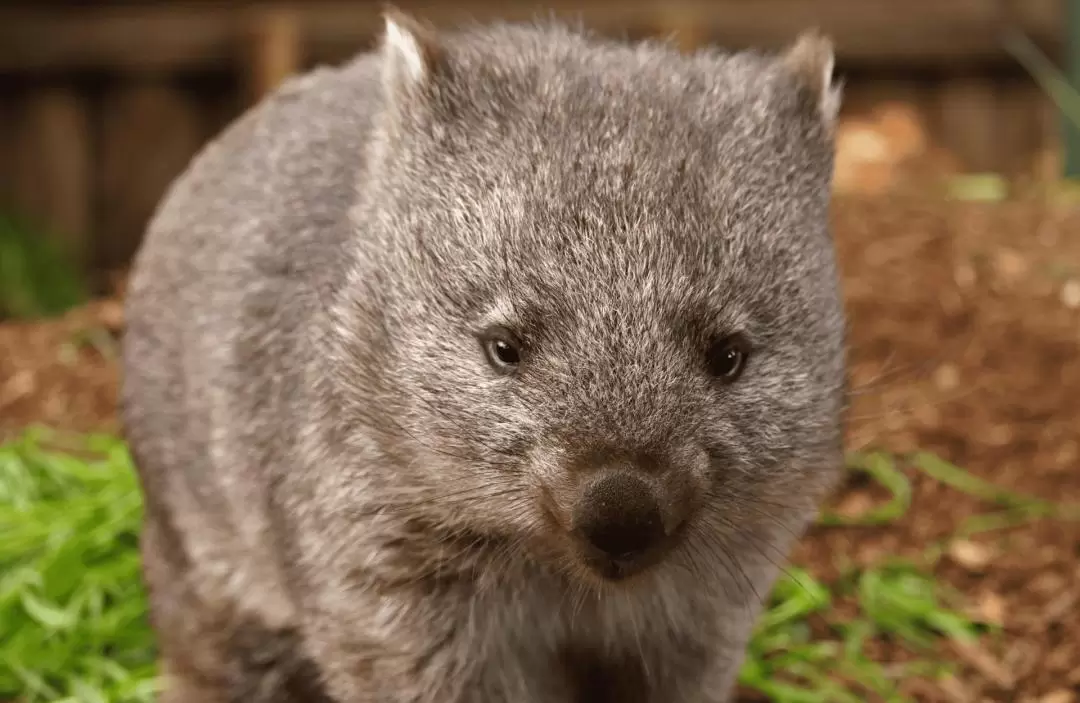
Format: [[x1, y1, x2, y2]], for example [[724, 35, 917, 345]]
[[379, 7, 446, 104], [780, 30, 843, 129]]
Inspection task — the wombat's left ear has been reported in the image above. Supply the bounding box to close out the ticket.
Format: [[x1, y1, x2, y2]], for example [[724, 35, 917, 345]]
[[379, 7, 446, 103], [780, 30, 843, 128]]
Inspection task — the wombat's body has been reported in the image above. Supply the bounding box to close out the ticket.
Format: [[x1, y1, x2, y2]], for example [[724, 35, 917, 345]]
[[122, 14, 848, 703]]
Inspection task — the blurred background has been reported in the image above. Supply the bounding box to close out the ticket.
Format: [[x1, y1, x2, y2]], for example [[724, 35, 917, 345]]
[[0, 0, 1071, 307]]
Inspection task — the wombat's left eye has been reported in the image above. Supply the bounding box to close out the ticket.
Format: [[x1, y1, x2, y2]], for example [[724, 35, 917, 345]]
[[706, 334, 750, 383], [479, 327, 523, 374]]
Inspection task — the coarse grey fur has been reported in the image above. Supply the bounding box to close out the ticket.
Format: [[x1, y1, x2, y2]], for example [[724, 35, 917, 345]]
[[121, 12, 848, 703]]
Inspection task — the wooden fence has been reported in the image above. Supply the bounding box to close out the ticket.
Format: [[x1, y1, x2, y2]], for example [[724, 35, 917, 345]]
[[0, 0, 1067, 290]]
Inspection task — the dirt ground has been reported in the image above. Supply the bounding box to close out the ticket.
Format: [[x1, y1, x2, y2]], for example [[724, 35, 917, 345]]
[[2, 194, 1080, 701]]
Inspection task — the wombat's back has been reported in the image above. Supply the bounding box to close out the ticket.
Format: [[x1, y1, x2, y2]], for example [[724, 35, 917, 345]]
[[120, 53, 383, 693]]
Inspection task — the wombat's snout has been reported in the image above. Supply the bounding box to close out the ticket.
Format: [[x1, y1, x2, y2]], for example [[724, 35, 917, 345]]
[[569, 468, 692, 580], [575, 473, 664, 559]]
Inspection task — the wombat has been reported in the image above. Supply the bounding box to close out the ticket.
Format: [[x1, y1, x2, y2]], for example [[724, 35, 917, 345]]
[[121, 10, 848, 703]]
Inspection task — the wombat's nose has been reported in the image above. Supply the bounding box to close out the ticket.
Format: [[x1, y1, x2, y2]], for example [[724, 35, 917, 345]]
[[574, 473, 664, 560]]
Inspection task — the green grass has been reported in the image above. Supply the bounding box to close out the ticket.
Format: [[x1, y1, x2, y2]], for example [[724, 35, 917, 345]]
[[0, 430, 159, 703], [1, 430, 1077, 703], [740, 452, 978, 701]]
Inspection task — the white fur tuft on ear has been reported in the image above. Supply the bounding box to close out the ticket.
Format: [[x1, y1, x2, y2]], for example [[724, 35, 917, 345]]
[[781, 30, 843, 127], [380, 8, 442, 98], [385, 14, 427, 84]]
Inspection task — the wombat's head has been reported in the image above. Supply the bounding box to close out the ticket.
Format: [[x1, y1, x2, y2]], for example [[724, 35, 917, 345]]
[[330, 13, 847, 589]]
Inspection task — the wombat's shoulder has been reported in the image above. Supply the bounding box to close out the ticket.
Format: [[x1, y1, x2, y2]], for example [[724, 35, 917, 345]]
[[126, 51, 387, 329], [155, 51, 383, 222]]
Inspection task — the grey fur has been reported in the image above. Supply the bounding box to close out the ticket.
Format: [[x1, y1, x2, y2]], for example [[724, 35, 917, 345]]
[[121, 14, 848, 703]]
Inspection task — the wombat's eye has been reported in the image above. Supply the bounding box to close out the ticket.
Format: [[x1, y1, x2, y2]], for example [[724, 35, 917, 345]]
[[480, 327, 523, 374], [706, 334, 750, 383]]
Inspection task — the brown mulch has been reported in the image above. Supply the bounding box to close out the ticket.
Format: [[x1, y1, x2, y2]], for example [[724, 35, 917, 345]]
[[2, 195, 1080, 702], [0, 296, 124, 441], [804, 195, 1080, 702]]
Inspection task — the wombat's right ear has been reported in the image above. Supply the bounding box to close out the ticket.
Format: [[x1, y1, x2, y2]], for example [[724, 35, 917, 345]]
[[379, 7, 446, 106], [780, 30, 843, 130]]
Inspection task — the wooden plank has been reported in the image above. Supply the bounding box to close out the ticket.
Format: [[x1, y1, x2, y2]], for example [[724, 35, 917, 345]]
[[9, 86, 93, 271], [306, 0, 1064, 67], [995, 74, 1043, 177], [836, 74, 936, 161], [97, 80, 207, 275], [645, 7, 708, 54], [0, 6, 237, 74], [1033, 72, 1064, 180], [1010, 0, 1066, 61], [838, 75, 932, 119], [832, 74, 939, 195], [1065, 0, 1080, 177], [0, 0, 1064, 73], [202, 75, 248, 142], [0, 89, 14, 209], [938, 73, 1001, 174], [242, 6, 304, 102]]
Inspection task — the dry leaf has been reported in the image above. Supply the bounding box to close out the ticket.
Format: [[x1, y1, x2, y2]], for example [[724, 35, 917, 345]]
[[993, 247, 1029, 283], [1062, 280, 1080, 309], [970, 590, 1007, 626], [934, 363, 961, 391], [949, 539, 995, 570], [835, 490, 875, 519]]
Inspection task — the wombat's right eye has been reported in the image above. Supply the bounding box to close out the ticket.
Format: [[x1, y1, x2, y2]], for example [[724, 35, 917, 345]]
[[706, 333, 750, 383], [479, 327, 523, 374]]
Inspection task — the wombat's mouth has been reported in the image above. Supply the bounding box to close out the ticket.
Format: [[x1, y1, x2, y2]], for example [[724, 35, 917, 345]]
[[579, 548, 666, 582], [572, 524, 686, 582]]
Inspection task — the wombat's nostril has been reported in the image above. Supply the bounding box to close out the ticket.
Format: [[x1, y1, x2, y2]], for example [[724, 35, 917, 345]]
[[575, 473, 664, 560]]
